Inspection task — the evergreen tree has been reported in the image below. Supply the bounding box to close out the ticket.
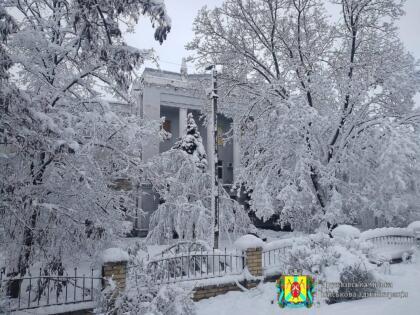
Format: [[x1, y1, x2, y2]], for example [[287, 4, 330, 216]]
[[173, 113, 207, 172]]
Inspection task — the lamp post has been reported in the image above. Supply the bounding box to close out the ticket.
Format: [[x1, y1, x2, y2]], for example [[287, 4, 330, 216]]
[[205, 64, 220, 249]]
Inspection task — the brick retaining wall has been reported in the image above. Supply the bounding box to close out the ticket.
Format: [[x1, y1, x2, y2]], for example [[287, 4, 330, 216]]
[[192, 279, 260, 301]]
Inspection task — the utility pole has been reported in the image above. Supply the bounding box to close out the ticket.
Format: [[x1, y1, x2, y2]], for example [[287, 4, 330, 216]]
[[206, 64, 220, 249]]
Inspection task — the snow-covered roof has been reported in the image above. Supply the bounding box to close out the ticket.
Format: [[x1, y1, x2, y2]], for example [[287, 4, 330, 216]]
[[142, 68, 209, 90]]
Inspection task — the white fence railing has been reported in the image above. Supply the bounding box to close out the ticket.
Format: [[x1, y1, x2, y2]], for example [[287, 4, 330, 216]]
[[364, 235, 416, 246], [361, 233, 416, 263], [262, 228, 418, 270]]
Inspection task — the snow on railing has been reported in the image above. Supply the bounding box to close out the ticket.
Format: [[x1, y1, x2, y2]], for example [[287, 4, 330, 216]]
[[360, 227, 415, 241], [363, 235, 416, 246], [146, 248, 245, 284], [0, 268, 102, 312]]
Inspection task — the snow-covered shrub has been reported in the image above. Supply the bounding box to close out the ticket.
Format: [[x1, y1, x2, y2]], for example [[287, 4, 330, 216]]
[[275, 233, 375, 289], [277, 233, 341, 275], [332, 225, 361, 240], [97, 264, 196, 315], [326, 263, 377, 304], [104, 285, 195, 315]]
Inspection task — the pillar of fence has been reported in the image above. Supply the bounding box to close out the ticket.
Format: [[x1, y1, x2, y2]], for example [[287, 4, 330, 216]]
[[101, 248, 129, 291], [234, 234, 264, 277], [245, 248, 263, 277]]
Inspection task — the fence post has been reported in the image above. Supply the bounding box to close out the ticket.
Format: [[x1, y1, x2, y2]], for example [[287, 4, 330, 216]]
[[234, 234, 264, 277], [245, 248, 263, 277], [101, 248, 129, 291]]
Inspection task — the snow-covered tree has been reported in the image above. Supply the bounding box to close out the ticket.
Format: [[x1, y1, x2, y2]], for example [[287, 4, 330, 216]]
[[173, 113, 208, 171], [188, 0, 420, 231], [145, 116, 252, 245], [0, 0, 170, 277]]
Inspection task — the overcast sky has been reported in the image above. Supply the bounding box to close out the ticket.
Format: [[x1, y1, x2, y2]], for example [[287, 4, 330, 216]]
[[125, 0, 420, 72], [124, 0, 420, 106]]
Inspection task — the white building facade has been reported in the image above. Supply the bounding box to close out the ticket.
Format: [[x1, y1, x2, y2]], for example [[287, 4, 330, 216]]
[[135, 67, 241, 236]]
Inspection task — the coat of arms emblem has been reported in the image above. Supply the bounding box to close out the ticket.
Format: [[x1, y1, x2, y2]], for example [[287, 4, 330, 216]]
[[276, 272, 315, 308]]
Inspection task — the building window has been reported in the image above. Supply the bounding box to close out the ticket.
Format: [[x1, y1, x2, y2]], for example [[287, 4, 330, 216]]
[[217, 160, 223, 179], [163, 119, 171, 132]]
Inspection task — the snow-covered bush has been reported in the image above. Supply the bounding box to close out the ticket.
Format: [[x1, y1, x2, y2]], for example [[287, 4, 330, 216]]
[[97, 263, 196, 315], [277, 233, 341, 275], [326, 264, 377, 304], [100, 284, 196, 315], [332, 225, 361, 240], [275, 233, 375, 285], [273, 233, 378, 304], [407, 221, 420, 232]]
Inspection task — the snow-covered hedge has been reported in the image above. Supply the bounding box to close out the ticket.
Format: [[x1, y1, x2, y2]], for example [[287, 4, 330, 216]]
[[332, 225, 361, 240], [407, 221, 420, 232]]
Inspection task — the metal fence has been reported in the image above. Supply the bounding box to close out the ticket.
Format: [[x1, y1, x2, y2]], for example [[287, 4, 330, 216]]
[[262, 246, 288, 268], [0, 268, 102, 312], [147, 248, 245, 284]]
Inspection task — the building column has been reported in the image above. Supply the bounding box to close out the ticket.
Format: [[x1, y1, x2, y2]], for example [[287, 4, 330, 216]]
[[179, 108, 188, 137], [141, 87, 160, 162], [233, 125, 240, 182]]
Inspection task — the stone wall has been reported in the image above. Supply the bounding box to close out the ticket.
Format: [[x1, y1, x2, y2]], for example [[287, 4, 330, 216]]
[[192, 280, 260, 301]]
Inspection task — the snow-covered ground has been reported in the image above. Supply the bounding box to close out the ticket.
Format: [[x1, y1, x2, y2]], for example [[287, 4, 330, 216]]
[[197, 253, 420, 315]]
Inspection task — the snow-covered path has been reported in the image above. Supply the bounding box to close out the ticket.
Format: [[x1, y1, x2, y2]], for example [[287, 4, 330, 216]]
[[197, 255, 420, 315]]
